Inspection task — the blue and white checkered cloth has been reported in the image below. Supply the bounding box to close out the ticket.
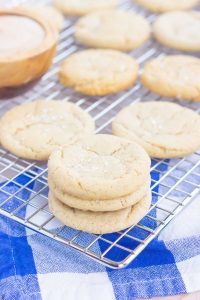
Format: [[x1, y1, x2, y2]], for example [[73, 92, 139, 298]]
[[0, 168, 200, 300]]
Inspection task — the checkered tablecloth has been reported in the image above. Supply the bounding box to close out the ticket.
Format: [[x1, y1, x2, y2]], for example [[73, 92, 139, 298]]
[[0, 167, 200, 300]]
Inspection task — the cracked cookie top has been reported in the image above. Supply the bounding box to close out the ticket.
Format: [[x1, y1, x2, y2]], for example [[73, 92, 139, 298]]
[[0, 100, 95, 160], [141, 55, 200, 101], [135, 0, 199, 13], [112, 101, 200, 158], [59, 49, 138, 96], [48, 134, 150, 200], [53, 0, 117, 16], [75, 10, 150, 51], [153, 11, 200, 51]]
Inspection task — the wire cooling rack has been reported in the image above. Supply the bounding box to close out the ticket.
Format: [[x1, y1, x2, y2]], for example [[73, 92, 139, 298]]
[[0, 0, 200, 269]]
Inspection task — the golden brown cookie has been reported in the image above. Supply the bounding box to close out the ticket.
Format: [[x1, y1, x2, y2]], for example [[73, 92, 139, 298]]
[[141, 55, 200, 101], [59, 49, 138, 96], [48, 134, 151, 200], [153, 11, 200, 51], [0, 100, 95, 160], [112, 101, 200, 158], [49, 175, 151, 211], [75, 10, 150, 51], [49, 190, 151, 234], [53, 0, 117, 16], [135, 0, 199, 13]]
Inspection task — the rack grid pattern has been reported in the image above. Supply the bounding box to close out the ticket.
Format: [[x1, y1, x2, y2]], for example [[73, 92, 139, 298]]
[[0, 0, 200, 269]]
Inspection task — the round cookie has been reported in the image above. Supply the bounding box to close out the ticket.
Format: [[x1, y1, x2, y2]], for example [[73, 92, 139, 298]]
[[112, 101, 200, 158], [49, 176, 151, 211], [135, 0, 199, 13], [59, 49, 138, 96], [153, 11, 200, 51], [0, 100, 95, 161], [48, 134, 151, 200], [48, 190, 151, 234], [19, 5, 64, 32], [75, 10, 150, 51], [141, 55, 200, 101], [53, 0, 117, 16]]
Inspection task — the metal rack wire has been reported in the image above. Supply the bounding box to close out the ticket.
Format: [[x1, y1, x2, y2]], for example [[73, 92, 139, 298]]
[[0, 0, 200, 269]]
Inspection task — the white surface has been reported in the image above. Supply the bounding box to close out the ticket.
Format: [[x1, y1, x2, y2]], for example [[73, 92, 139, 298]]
[[38, 272, 115, 300]]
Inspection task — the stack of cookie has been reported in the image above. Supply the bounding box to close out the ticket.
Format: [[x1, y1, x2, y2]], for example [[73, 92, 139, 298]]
[[48, 134, 151, 234]]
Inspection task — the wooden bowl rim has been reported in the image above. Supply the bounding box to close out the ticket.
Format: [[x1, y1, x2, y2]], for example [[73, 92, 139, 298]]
[[0, 8, 58, 62]]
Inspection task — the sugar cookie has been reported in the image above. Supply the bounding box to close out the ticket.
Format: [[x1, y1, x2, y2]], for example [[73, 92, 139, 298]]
[[141, 55, 200, 101], [59, 49, 138, 96], [0, 100, 95, 160], [75, 10, 150, 51], [135, 0, 199, 13], [112, 101, 200, 158], [48, 134, 150, 200], [48, 190, 151, 234], [153, 11, 200, 51], [53, 0, 117, 16], [49, 175, 151, 211]]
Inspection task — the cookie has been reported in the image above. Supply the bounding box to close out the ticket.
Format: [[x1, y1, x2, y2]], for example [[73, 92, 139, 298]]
[[141, 55, 200, 101], [112, 101, 200, 158], [49, 175, 151, 211], [0, 100, 95, 161], [48, 190, 151, 234], [75, 10, 150, 51], [19, 5, 64, 32], [153, 11, 200, 51], [48, 134, 151, 201], [135, 0, 199, 13], [59, 49, 138, 96], [53, 0, 117, 16]]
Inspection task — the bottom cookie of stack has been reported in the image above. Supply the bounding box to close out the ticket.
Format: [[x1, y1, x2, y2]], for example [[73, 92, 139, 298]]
[[48, 190, 151, 234]]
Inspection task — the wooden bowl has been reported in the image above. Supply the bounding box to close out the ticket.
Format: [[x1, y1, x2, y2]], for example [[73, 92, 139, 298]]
[[0, 8, 58, 88]]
